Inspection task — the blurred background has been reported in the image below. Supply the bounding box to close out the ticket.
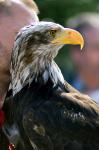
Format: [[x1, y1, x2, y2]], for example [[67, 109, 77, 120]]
[[35, 0, 99, 102]]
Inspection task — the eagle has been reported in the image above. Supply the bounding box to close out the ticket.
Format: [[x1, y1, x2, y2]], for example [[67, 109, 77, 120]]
[[2, 21, 99, 150]]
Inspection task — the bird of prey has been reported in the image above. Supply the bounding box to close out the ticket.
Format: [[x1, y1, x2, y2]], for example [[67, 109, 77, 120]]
[[3, 21, 99, 150]]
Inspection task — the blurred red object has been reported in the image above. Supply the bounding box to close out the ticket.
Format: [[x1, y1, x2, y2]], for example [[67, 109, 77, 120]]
[[9, 144, 15, 150], [0, 110, 5, 127]]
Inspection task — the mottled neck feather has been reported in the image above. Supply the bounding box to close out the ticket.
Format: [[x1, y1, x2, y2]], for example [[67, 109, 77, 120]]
[[11, 56, 65, 96]]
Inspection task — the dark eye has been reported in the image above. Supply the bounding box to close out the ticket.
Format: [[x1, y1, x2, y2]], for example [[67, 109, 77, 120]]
[[49, 30, 57, 37]]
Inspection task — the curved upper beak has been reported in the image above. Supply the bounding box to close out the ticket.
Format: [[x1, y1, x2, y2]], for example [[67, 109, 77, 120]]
[[52, 28, 84, 50]]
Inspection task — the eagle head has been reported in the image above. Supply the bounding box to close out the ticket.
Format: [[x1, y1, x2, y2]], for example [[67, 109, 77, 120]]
[[11, 21, 84, 95]]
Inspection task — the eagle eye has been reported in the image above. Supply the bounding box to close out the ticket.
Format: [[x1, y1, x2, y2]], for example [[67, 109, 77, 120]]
[[49, 30, 57, 37]]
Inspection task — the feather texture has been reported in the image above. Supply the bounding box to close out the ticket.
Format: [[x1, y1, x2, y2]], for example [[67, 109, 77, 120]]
[[5, 21, 99, 150]]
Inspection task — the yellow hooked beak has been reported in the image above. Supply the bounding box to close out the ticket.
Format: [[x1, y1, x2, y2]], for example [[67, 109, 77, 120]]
[[52, 28, 84, 49]]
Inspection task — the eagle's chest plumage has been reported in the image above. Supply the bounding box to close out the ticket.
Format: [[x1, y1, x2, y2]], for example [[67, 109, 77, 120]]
[[12, 77, 68, 150], [13, 73, 65, 111]]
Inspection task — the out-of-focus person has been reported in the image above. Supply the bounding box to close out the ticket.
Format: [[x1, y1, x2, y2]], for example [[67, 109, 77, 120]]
[[67, 13, 99, 103], [0, 0, 39, 124]]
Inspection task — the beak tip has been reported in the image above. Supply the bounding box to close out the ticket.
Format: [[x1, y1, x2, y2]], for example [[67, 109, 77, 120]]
[[80, 38, 84, 50], [80, 43, 84, 50]]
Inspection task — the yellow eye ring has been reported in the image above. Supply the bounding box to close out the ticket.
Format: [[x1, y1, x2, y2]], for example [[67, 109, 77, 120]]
[[49, 30, 57, 37]]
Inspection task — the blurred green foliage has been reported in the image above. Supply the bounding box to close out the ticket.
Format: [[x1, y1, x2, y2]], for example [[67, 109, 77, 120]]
[[35, 0, 99, 25], [35, 0, 99, 79]]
